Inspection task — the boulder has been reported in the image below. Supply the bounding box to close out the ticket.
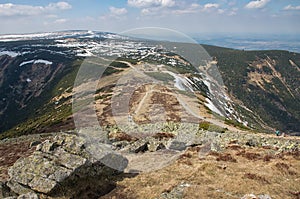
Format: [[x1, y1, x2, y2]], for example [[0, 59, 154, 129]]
[[123, 137, 168, 153], [17, 192, 39, 199], [6, 133, 128, 198], [241, 194, 257, 199], [258, 195, 272, 199], [168, 141, 187, 151], [1, 181, 17, 198], [241, 194, 272, 199], [157, 182, 191, 199]]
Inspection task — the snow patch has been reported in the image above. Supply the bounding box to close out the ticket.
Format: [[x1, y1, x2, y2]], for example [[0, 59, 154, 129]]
[[0, 51, 20, 57], [77, 50, 94, 57], [34, 59, 53, 65], [163, 71, 194, 92], [202, 79, 211, 91], [205, 98, 224, 116], [20, 59, 52, 67], [20, 60, 35, 67]]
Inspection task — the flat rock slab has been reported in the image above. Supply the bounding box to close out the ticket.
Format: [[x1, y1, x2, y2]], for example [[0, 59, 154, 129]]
[[5, 133, 127, 197]]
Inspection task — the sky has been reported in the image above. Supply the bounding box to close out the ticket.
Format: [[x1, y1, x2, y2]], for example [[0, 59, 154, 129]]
[[0, 0, 299, 36]]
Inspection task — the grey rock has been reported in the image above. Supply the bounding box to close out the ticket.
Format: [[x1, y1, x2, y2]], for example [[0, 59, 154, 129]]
[[6, 133, 127, 197], [241, 194, 257, 199], [210, 142, 222, 152], [124, 137, 168, 153], [100, 153, 128, 171], [17, 192, 39, 199], [168, 141, 187, 151], [148, 139, 167, 152], [112, 140, 130, 150], [1, 181, 17, 198], [241, 194, 272, 199], [29, 141, 42, 148], [258, 194, 272, 199], [157, 182, 191, 199], [37, 140, 59, 153], [245, 139, 259, 147], [131, 140, 149, 153], [198, 143, 213, 159], [6, 181, 33, 196]]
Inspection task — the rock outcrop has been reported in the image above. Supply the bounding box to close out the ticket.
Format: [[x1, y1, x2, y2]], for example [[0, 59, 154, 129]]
[[2, 133, 128, 198], [1, 124, 299, 198]]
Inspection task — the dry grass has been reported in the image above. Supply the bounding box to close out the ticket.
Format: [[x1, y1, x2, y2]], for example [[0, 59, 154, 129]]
[[236, 150, 262, 161], [243, 173, 270, 184], [275, 162, 297, 176], [208, 151, 237, 163], [226, 144, 244, 150], [102, 146, 300, 199], [0, 133, 299, 199]]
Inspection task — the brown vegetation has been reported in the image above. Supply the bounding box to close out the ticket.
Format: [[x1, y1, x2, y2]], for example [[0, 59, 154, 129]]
[[209, 152, 237, 162], [243, 173, 270, 184], [275, 162, 297, 175], [109, 132, 138, 142], [0, 141, 35, 181], [152, 132, 175, 140], [236, 150, 262, 161], [103, 145, 300, 199]]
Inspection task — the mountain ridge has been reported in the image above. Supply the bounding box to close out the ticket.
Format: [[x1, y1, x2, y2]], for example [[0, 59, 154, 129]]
[[0, 30, 299, 138]]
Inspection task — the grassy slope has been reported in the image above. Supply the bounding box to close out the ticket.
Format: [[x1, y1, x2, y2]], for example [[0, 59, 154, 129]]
[[1, 43, 300, 139], [0, 59, 82, 139], [103, 144, 300, 199], [203, 45, 300, 133]]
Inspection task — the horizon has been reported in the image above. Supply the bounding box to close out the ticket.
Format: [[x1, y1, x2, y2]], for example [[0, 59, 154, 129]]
[[1, 29, 300, 53], [0, 0, 300, 36]]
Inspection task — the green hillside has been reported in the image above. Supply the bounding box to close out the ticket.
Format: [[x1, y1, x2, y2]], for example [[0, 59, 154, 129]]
[[204, 45, 300, 134], [0, 38, 299, 139]]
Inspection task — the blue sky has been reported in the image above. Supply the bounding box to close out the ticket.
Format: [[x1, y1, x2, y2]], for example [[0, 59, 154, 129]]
[[0, 0, 299, 35]]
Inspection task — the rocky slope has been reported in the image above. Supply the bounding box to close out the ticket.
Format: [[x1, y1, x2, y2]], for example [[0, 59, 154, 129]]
[[0, 128, 299, 198]]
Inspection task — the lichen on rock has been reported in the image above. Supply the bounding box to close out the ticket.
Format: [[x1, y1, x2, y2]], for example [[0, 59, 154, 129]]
[[4, 133, 128, 198]]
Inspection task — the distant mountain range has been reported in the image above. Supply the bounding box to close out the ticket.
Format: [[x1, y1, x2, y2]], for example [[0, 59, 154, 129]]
[[194, 34, 300, 53], [0, 30, 299, 138]]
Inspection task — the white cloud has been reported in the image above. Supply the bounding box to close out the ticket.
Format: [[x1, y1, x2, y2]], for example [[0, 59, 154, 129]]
[[0, 2, 72, 17], [228, 1, 237, 6], [46, 14, 59, 19], [128, 0, 175, 8], [109, 7, 128, 16], [0, 3, 43, 16], [202, 3, 220, 13], [204, 3, 220, 10], [245, 0, 270, 9], [141, 8, 152, 15], [46, 2, 72, 10], [284, 5, 300, 11], [228, 7, 239, 16], [140, 7, 164, 16], [54, 18, 68, 24], [218, 9, 225, 14], [172, 3, 200, 15]]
